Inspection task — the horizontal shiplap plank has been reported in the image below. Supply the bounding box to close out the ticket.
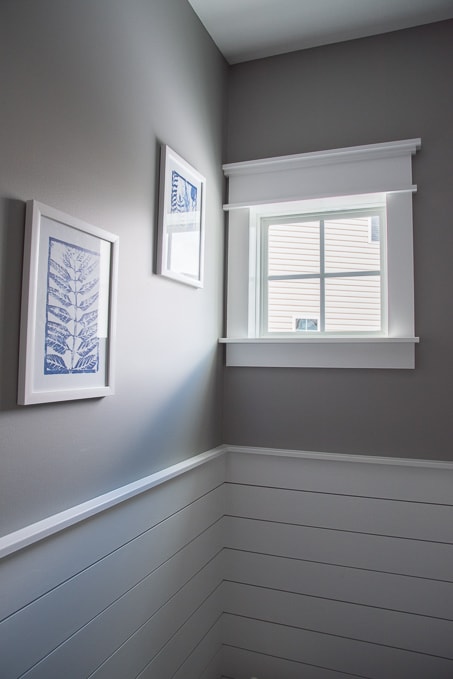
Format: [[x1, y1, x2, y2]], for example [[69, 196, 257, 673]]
[[0, 454, 225, 621], [172, 621, 223, 679], [223, 516, 453, 581], [226, 483, 453, 542], [226, 450, 453, 503], [224, 549, 453, 620], [223, 581, 453, 659], [134, 589, 223, 679], [222, 614, 453, 679], [222, 645, 363, 679], [1, 511, 223, 678], [199, 648, 222, 679], [22, 554, 222, 679]]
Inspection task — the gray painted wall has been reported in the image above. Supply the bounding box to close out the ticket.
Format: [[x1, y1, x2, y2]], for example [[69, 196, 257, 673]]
[[224, 20, 453, 461], [0, 0, 227, 536]]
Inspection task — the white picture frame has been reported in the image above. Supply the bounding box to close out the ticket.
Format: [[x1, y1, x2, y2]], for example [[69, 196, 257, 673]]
[[157, 144, 206, 288], [18, 200, 119, 405]]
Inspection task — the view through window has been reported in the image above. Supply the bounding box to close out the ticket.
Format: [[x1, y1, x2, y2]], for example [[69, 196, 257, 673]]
[[262, 210, 384, 334]]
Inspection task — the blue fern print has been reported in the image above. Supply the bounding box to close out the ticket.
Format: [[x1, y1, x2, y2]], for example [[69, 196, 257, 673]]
[[171, 170, 198, 214], [44, 237, 100, 375]]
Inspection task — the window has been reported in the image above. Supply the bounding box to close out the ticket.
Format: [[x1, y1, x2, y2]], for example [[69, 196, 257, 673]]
[[369, 215, 380, 243], [261, 209, 384, 336], [294, 317, 319, 332], [221, 139, 421, 369]]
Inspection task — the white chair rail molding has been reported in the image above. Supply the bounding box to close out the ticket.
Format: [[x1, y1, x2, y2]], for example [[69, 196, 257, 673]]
[[221, 139, 421, 369]]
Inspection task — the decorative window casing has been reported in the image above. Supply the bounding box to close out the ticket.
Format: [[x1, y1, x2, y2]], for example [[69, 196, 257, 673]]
[[220, 139, 421, 369]]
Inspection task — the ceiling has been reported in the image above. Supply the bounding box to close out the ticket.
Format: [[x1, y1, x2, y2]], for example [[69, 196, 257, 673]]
[[187, 0, 453, 64]]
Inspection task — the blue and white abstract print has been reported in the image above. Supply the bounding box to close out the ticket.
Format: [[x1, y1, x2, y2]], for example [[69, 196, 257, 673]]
[[171, 170, 198, 214], [44, 237, 100, 375]]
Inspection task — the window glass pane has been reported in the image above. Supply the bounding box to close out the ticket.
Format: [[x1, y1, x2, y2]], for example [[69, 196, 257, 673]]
[[325, 217, 380, 273], [267, 278, 320, 333], [268, 221, 319, 276], [295, 317, 319, 331], [370, 216, 380, 242], [325, 275, 381, 331]]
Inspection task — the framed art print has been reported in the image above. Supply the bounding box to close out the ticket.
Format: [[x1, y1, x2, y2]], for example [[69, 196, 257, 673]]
[[157, 144, 206, 288], [18, 200, 119, 405]]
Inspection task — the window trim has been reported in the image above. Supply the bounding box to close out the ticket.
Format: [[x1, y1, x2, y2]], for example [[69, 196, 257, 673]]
[[221, 139, 421, 369]]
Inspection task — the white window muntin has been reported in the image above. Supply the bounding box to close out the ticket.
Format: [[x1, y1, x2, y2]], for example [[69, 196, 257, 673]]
[[258, 207, 386, 337]]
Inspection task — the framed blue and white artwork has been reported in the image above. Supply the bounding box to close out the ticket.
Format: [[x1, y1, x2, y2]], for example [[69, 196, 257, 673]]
[[18, 200, 119, 405], [157, 144, 206, 288]]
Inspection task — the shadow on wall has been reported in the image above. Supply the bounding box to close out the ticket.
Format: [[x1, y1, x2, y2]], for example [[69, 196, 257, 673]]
[[0, 197, 26, 411], [110, 344, 223, 480]]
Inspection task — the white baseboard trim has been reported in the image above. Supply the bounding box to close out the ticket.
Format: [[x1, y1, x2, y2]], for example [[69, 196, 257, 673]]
[[2, 443, 451, 559]]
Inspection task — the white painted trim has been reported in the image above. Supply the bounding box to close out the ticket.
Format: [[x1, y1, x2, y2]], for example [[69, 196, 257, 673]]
[[223, 140, 420, 206], [2, 443, 452, 559], [225, 444, 453, 471], [221, 338, 417, 368], [223, 140, 420, 368], [223, 185, 418, 211], [222, 139, 421, 177], [0, 446, 227, 560], [220, 337, 419, 344]]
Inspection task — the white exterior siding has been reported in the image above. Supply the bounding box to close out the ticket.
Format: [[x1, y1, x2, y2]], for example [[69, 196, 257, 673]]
[[266, 216, 381, 333]]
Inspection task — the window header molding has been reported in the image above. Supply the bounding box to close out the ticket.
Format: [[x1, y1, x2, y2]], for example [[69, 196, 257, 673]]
[[223, 138, 421, 210]]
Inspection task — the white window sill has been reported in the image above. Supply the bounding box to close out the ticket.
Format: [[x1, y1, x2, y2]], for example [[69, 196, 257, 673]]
[[219, 337, 419, 369]]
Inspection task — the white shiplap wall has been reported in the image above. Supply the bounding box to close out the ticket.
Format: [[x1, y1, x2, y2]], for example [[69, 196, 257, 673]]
[[1, 445, 452, 679], [0, 449, 226, 679], [221, 447, 453, 679]]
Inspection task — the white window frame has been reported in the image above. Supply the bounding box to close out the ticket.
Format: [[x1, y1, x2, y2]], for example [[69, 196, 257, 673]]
[[259, 206, 386, 337], [220, 139, 421, 369]]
